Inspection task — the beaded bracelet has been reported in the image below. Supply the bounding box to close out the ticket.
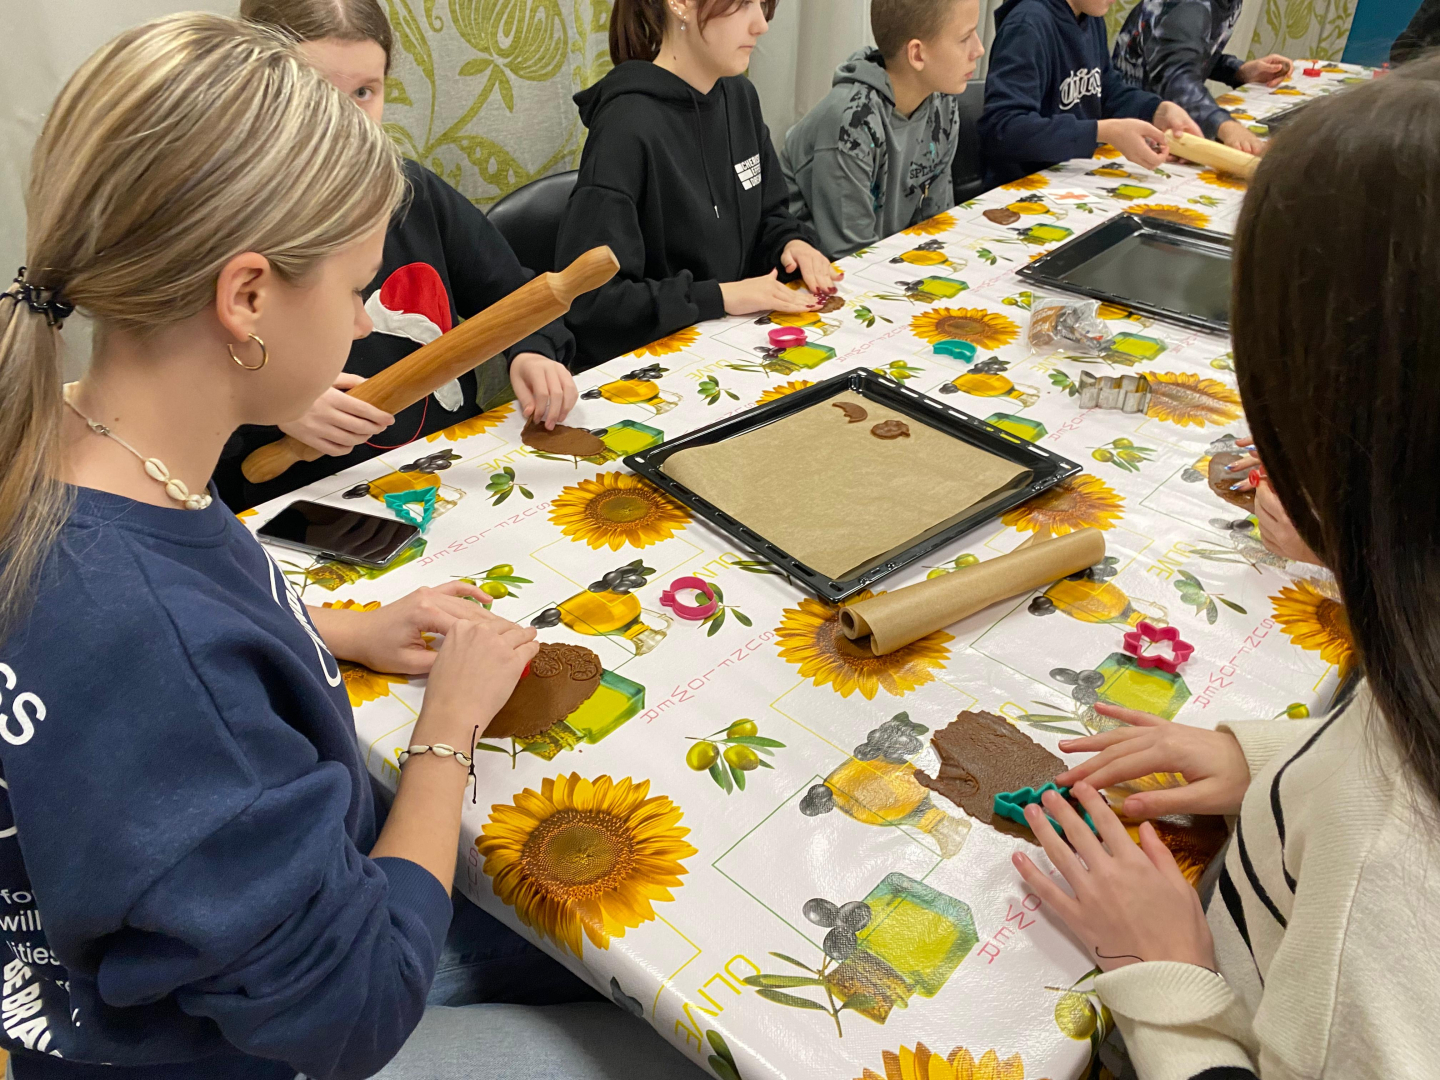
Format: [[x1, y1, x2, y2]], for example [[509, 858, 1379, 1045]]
[[398, 742, 474, 768]]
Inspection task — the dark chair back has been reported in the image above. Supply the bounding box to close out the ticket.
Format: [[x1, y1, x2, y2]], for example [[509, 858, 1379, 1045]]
[[952, 81, 986, 204], [487, 170, 579, 276]]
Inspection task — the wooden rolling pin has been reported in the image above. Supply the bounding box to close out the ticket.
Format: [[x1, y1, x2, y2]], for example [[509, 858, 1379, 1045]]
[[241, 246, 620, 484], [1165, 131, 1259, 181]]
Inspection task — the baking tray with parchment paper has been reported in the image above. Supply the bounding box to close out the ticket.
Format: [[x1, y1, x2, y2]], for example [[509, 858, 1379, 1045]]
[[624, 368, 1081, 601], [1017, 213, 1233, 333]]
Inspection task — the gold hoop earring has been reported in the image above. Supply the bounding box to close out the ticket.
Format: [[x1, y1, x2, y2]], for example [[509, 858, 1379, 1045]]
[[228, 333, 268, 371]]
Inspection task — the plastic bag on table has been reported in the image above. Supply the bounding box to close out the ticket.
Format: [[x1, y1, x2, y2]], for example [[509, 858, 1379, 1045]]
[[1028, 298, 1114, 356]]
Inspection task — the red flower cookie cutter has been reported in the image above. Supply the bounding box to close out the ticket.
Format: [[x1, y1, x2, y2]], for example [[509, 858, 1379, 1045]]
[[1122, 620, 1194, 673], [659, 576, 719, 621]]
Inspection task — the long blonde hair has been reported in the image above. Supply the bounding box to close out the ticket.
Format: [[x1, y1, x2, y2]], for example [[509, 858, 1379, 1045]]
[[0, 13, 405, 632]]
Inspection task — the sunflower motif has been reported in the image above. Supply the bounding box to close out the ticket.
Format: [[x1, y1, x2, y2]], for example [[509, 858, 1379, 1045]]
[[775, 592, 952, 699], [911, 307, 1021, 350], [236, 508, 258, 520], [1145, 372, 1244, 428], [904, 211, 957, 236], [1215, 92, 1244, 107], [550, 470, 690, 550], [338, 661, 407, 708], [477, 773, 697, 956], [1092, 143, 1122, 159], [1000, 474, 1124, 535], [857, 1044, 1029, 1080], [1001, 174, 1049, 191], [1141, 816, 1230, 887], [427, 402, 515, 442], [1126, 204, 1211, 229], [1271, 578, 1356, 673], [756, 379, 814, 404], [1198, 168, 1247, 191], [632, 326, 701, 357]]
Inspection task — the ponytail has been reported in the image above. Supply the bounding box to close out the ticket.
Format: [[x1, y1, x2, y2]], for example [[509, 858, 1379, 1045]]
[[610, 0, 667, 64], [608, 0, 780, 65]]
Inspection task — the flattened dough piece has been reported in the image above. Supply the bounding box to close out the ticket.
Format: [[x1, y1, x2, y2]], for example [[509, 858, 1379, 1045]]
[[915, 710, 1065, 826], [486, 643, 602, 738]]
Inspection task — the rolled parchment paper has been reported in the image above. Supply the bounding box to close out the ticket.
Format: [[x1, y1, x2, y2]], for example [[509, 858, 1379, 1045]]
[[838, 528, 1107, 655]]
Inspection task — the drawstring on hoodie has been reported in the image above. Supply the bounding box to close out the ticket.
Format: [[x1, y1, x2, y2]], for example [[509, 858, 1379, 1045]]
[[691, 94, 721, 220]]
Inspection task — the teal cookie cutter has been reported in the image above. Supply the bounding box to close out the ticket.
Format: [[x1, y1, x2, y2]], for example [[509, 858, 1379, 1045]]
[[993, 783, 1097, 833], [383, 486, 438, 532]]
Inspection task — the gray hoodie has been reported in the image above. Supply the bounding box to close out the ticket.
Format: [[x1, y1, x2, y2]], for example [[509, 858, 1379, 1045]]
[[780, 49, 961, 259]]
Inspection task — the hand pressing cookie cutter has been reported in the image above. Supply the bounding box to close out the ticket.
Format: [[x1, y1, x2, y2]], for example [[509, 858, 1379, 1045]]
[[659, 576, 719, 621], [768, 326, 807, 349], [1122, 620, 1194, 673], [993, 783, 1097, 833]]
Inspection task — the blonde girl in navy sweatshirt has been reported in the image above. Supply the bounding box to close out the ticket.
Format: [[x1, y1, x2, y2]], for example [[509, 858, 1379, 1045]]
[[0, 15, 701, 1080]]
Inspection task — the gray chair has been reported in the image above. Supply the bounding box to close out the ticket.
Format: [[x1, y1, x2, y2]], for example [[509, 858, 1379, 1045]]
[[952, 80, 986, 204], [487, 170, 578, 276]]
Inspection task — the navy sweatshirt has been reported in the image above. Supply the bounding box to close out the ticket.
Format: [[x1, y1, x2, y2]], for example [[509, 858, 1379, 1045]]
[[0, 488, 452, 1079], [979, 0, 1163, 187], [558, 62, 817, 370], [1112, 0, 1246, 139], [214, 159, 576, 512]]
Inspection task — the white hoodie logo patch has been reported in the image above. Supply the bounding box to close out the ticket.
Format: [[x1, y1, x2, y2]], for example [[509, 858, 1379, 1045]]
[[1058, 67, 1103, 111], [734, 154, 762, 190]]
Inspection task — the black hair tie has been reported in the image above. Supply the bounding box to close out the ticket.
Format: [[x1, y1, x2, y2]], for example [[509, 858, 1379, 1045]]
[[3, 267, 74, 328]]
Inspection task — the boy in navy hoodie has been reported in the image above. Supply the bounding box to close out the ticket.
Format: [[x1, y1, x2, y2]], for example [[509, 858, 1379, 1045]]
[[980, 0, 1201, 189]]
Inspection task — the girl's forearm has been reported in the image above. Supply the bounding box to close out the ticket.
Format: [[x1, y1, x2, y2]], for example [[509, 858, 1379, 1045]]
[[370, 753, 469, 888]]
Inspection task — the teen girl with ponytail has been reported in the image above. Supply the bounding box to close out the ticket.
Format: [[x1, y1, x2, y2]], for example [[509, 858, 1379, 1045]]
[[1010, 57, 1440, 1080], [557, 0, 838, 369], [0, 14, 701, 1079]]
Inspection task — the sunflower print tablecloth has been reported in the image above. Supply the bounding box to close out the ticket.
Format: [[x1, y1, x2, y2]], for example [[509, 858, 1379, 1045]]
[[245, 65, 1365, 1080]]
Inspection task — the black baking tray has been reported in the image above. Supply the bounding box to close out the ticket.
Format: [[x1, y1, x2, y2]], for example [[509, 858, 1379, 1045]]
[[624, 368, 1081, 601], [1017, 213, 1232, 333], [1255, 99, 1314, 133]]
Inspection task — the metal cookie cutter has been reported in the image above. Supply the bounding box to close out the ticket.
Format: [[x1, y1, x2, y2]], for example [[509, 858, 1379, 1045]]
[[1077, 371, 1151, 413]]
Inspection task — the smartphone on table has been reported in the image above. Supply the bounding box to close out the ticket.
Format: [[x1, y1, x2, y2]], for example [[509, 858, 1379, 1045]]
[[258, 501, 420, 569]]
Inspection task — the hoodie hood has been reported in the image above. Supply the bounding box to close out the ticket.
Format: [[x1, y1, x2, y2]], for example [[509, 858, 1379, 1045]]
[[830, 48, 895, 106], [994, 0, 1080, 32], [575, 59, 726, 127]]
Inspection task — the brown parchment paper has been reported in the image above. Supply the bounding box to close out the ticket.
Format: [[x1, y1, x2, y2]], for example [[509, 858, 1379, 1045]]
[[660, 392, 1030, 579], [838, 528, 1106, 655]]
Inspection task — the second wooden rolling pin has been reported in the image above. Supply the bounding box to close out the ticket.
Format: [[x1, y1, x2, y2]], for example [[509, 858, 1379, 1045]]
[[241, 245, 620, 484], [838, 528, 1107, 655], [1165, 131, 1259, 181]]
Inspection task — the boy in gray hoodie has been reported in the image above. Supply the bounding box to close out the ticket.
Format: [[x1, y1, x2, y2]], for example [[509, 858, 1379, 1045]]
[[780, 0, 985, 259]]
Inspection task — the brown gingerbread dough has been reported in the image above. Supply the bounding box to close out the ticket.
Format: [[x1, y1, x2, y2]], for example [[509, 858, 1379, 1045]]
[[870, 420, 910, 439], [485, 643, 603, 738], [915, 711, 1065, 829], [984, 207, 1022, 226], [833, 402, 868, 423], [1208, 451, 1256, 512], [522, 420, 606, 458]]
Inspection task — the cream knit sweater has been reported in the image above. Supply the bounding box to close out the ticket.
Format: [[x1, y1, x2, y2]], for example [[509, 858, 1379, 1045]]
[[1093, 683, 1440, 1080]]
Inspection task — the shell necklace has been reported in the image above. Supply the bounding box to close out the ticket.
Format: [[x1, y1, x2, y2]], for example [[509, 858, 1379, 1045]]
[[62, 383, 211, 510]]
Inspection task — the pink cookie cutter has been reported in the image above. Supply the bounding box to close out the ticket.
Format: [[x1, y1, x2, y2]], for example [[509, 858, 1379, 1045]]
[[659, 576, 719, 621], [768, 326, 807, 349], [1122, 620, 1194, 674]]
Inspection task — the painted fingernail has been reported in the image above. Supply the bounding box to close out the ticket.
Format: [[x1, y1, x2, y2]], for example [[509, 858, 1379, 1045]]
[[1224, 461, 1243, 471]]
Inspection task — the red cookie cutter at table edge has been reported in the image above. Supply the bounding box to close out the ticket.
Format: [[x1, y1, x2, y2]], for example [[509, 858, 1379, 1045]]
[[1121, 620, 1195, 674], [659, 577, 720, 621]]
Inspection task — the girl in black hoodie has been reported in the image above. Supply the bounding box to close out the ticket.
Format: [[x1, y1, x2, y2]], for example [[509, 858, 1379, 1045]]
[[558, 0, 838, 369]]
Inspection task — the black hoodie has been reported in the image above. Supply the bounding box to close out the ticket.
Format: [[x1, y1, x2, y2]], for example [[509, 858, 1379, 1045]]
[[558, 62, 817, 369]]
